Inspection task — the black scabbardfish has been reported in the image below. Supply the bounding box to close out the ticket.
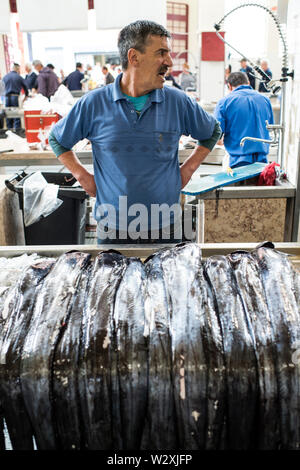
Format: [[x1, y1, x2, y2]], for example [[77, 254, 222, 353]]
[[205, 254, 258, 449], [20, 252, 90, 450], [51, 260, 92, 450], [160, 243, 226, 450], [252, 246, 300, 450], [0, 257, 55, 450], [77, 250, 127, 450], [0, 414, 5, 450], [141, 250, 178, 450], [113, 257, 148, 450], [228, 251, 280, 449]]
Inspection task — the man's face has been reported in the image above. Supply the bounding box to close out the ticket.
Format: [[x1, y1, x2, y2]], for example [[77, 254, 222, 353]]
[[241, 60, 247, 69], [261, 61, 268, 71], [136, 35, 173, 91]]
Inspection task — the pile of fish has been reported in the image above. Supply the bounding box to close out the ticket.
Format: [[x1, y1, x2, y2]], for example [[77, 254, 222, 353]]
[[0, 242, 299, 450]]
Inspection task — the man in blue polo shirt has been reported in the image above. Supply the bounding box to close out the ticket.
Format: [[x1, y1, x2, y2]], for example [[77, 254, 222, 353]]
[[214, 71, 274, 169], [49, 20, 221, 244]]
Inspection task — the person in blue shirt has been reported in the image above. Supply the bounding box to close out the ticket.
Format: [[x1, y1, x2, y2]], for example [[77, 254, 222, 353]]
[[214, 71, 274, 169], [258, 59, 272, 93], [63, 63, 85, 91], [3, 63, 28, 129], [49, 20, 221, 244]]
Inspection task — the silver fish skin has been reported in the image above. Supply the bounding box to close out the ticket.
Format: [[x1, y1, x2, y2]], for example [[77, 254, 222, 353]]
[[252, 246, 300, 450], [229, 251, 280, 449], [141, 251, 178, 450], [78, 251, 127, 450], [113, 257, 148, 450], [52, 261, 92, 450], [0, 258, 55, 450], [0, 254, 42, 330], [20, 251, 90, 450], [205, 254, 258, 450], [160, 243, 226, 450]]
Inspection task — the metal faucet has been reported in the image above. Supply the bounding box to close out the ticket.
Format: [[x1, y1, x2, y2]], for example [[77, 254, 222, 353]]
[[240, 120, 284, 149]]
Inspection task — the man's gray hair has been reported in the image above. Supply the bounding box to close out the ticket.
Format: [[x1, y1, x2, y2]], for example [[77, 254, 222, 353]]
[[118, 20, 171, 70], [227, 71, 249, 88], [32, 59, 43, 67]]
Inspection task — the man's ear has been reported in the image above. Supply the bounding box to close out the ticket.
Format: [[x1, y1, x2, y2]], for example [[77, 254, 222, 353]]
[[127, 48, 140, 67]]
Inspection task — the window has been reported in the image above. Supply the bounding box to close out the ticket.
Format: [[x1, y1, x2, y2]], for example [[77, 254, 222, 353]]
[[167, 2, 188, 75]]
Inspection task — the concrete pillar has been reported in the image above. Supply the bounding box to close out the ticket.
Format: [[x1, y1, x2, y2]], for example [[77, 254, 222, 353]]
[[198, 0, 225, 104]]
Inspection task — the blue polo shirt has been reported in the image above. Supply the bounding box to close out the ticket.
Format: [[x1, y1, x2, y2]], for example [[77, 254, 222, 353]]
[[214, 85, 274, 168], [52, 73, 216, 229]]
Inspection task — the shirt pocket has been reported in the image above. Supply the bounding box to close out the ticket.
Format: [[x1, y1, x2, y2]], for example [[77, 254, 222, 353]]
[[153, 130, 179, 161]]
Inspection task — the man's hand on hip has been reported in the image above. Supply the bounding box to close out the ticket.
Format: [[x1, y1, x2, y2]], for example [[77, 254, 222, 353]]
[[76, 171, 96, 197], [180, 145, 211, 189], [180, 165, 194, 189], [58, 150, 97, 197]]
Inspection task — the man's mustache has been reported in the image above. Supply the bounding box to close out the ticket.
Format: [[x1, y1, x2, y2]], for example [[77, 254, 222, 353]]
[[158, 66, 168, 74]]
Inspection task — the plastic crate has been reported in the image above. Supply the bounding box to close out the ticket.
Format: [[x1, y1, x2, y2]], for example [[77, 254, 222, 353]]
[[24, 110, 61, 143]]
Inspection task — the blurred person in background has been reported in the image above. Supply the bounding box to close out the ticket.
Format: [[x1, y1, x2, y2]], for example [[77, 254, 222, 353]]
[[102, 65, 115, 85], [165, 67, 182, 89], [2, 63, 28, 129], [32, 60, 59, 99], [239, 57, 255, 89], [179, 62, 196, 91], [258, 59, 272, 93], [109, 63, 118, 78], [24, 63, 38, 91], [63, 63, 84, 91]]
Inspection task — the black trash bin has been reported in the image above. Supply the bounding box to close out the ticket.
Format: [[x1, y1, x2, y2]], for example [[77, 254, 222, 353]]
[[5, 171, 88, 245]]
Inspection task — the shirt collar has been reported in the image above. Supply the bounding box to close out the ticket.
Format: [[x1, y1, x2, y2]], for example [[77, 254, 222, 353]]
[[112, 72, 164, 103], [233, 85, 252, 92]]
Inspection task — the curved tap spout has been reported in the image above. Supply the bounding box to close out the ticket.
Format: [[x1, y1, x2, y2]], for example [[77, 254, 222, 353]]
[[240, 136, 276, 147]]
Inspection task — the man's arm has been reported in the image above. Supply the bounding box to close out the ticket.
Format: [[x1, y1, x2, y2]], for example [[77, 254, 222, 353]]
[[180, 120, 222, 189], [58, 151, 96, 197], [49, 131, 96, 197], [180, 145, 212, 189]]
